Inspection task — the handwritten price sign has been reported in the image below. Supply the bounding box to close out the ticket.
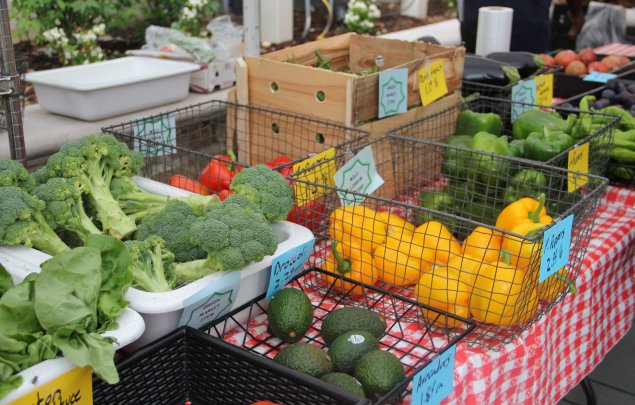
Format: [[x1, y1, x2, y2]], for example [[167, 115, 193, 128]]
[[12, 367, 92, 405], [568, 143, 589, 192], [539, 214, 574, 283], [418, 60, 448, 106], [266, 239, 315, 300], [411, 345, 456, 405], [292, 148, 336, 207]]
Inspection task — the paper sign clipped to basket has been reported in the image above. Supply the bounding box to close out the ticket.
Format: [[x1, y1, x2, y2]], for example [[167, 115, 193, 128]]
[[567, 142, 590, 192], [334, 145, 384, 207], [539, 214, 574, 283], [535, 74, 553, 106], [511, 79, 536, 123], [411, 345, 456, 405], [12, 366, 92, 405], [418, 60, 448, 107], [292, 148, 337, 207], [179, 271, 241, 329], [132, 113, 176, 157], [583, 71, 617, 83], [266, 238, 315, 300], [379, 68, 408, 118]]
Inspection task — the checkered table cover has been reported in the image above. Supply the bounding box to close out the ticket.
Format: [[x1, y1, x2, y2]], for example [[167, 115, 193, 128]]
[[223, 186, 635, 404], [594, 43, 635, 57]]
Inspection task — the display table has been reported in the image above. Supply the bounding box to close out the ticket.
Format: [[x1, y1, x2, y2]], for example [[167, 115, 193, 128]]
[[444, 186, 635, 405]]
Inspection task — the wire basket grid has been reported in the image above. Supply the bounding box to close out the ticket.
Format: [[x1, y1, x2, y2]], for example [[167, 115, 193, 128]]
[[287, 135, 608, 349], [461, 65, 561, 99]]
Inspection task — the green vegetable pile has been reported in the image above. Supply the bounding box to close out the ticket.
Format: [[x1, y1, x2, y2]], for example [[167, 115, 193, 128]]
[[0, 135, 295, 293], [0, 234, 132, 400]]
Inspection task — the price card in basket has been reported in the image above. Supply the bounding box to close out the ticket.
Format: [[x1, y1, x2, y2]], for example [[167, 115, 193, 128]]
[[266, 238, 315, 300], [568, 142, 590, 192], [411, 345, 456, 405], [535, 74, 554, 106], [418, 60, 448, 106], [583, 71, 617, 83], [179, 271, 241, 329], [334, 145, 384, 207], [12, 366, 93, 405], [511, 79, 536, 123], [379, 68, 408, 118], [132, 113, 176, 157], [292, 148, 337, 207], [539, 214, 574, 283]]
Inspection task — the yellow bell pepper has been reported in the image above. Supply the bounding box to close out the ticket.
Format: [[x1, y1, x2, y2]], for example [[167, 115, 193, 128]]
[[373, 240, 424, 287], [415, 265, 472, 328], [376, 211, 416, 245], [329, 206, 386, 253], [538, 267, 577, 302], [413, 221, 462, 265], [447, 253, 483, 288], [324, 240, 377, 296], [470, 252, 538, 327], [502, 222, 548, 271], [463, 226, 503, 264], [495, 193, 553, 233]]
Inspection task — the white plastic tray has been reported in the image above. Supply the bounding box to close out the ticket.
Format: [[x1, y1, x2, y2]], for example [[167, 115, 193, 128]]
[[0, 176, 315, 351], [25, 57, 199, 121]]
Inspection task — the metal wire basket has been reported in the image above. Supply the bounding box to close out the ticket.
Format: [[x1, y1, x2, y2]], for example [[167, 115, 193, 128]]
[[0, 52, 27, 131], [288, 135, 608, 349], [102, 100, 369, 229], [206, 267, 476, 404], [461, 65, 561, 99]]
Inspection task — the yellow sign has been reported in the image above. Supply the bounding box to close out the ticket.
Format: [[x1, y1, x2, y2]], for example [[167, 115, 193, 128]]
[[568, 142, 590, 192], [292, 148, 337, 207], [418, 60, 448, 106], [535, 74, 554, 106], [12, 366, 93, 405]]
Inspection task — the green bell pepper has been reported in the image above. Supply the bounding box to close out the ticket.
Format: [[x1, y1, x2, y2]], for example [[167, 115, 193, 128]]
[[417, 189, 454, 225], [509, 139, 526, 158], [471, 131, 511, 155], [441, 135, 473, 180], [503, 169, 547, 205], [512, 109, 577, 140], [470, 131, 511, 187], [524, 128, 574, 162], [455, 110, 504, 136]]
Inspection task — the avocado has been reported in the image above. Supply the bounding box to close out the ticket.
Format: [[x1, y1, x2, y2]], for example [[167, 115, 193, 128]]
[[321, 307, 387, 345], [353, 350, 406, 400], [267, 287, 313, 343], [273, 342, 333, 378], [328, 330, 378, 373], [321, 372, 366, 398]]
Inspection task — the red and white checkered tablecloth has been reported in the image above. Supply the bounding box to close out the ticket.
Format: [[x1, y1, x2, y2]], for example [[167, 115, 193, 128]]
[[594, 43, 635, 57], [443, 186, 635, 405]]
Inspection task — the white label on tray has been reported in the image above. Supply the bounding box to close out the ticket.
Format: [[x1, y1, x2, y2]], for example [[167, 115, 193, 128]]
[[539, 214, 574, 283], [411, 345, 456, 405], [133, 113, 177, 157], [179, 271, 241, 329], [379, 68, 408, 118], [511, 79, 536, 123], [265, 239, 315, 300], [334, 145, 384, 206]]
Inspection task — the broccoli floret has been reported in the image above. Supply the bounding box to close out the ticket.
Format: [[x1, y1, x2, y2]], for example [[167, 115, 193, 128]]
[[0, 159, 35, 190], [41, 135, 143, 239], [135, 200, 206, 263], [124, 235, 176, 292], [31, 177, 102, 243], [229, 164, 295, 223], [222, 192, 262, 214], [0, 186, 70, 255], [110, 177, 219, 221], [171, 200, 279, 284]]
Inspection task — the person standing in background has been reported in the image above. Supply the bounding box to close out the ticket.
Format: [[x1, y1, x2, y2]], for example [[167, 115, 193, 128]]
[[459, 0, 586, 53]]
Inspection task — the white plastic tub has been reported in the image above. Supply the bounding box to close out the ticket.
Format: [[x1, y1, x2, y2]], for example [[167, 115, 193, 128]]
[[0, 176, 315, 351], [25, 57, 199, 121]]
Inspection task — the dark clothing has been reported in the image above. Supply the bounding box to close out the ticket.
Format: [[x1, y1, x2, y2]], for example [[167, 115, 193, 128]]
[[461, 0, 553, 54]]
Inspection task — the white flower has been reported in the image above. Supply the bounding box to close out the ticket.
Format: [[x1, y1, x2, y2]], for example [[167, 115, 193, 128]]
[[362, 20, 374, 29], [181, 6, 197, 20], [188, 0, 205, 8], [369, 4, 381, 19], [64, 50, 72, 60]]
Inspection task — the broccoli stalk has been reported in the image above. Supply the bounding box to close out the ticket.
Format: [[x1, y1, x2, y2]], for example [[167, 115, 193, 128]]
[[0, 186, 70, 255], [124, 236, 176, 292], [171, 200, 279, 284]]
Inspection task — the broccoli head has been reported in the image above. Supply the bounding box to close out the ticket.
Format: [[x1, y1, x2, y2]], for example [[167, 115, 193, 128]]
[[171, 200, 279, 284], [0, 186, 70, 255], [229, 164, 295, 223], [124, 235, 176, 292], [42, 135, 143, 239], [135, 200, 206, 263], [0, 159, 35, 190], [32, 177, 102, 244]]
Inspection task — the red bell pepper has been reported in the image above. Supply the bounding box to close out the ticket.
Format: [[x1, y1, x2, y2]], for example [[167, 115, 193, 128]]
[[197, 151, 242, 193], [217, 189, 235, 201], [169, 175, 210, 195]]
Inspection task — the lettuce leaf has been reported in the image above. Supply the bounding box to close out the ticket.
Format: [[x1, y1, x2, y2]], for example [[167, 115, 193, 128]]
[[0, 264, 11, 298], [0, 274, 42, 336]]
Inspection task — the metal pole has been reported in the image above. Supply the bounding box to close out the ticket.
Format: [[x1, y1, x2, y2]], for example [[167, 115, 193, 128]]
[[243, 0, 261, 57], [0, 0, 26, 163]]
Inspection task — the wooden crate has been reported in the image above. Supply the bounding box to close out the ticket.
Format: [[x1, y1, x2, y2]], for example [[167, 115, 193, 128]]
[[239, 33, 464, 126]]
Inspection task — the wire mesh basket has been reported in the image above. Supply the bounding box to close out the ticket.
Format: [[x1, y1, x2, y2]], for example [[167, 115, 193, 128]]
[[461, 65, 561, 99], [102, 100, 369, 229], [287, 135, 608, 349], [206, 267, 476, 404], [92, 326, 369, 405], [0, 53, 28, 131]]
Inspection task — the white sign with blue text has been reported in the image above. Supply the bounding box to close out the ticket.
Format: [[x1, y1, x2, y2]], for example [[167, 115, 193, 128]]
[[266, 239, 315, 300], [539, 214, 574, 283], [179, 271, 241, 329], [411, 345, 456, 405]]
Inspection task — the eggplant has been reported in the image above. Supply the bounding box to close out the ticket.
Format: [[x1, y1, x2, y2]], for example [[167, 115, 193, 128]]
[[486, 51, 543, 78], [463, 55, 521, 86]]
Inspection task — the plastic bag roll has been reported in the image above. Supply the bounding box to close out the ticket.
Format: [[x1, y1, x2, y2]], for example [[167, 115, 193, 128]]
[[475, 6, 514, 56]]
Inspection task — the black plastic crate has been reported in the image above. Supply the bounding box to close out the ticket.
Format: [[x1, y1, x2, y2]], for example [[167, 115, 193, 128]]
[[92, 326, 369, 404], [206, 268, 476, 404]]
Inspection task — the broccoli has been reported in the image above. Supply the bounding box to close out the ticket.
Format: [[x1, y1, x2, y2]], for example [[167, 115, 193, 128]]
[[41, 135, 143, 239], [171, 200, 279, 284], [229, 164, 295, 223], [0, 158, 35, 190], [110, 177, 219, 221], [124, 235, 176, 292], [135, 200, 206, 263], [31, 177, 102, 243], [0, 186, 70, 255]]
